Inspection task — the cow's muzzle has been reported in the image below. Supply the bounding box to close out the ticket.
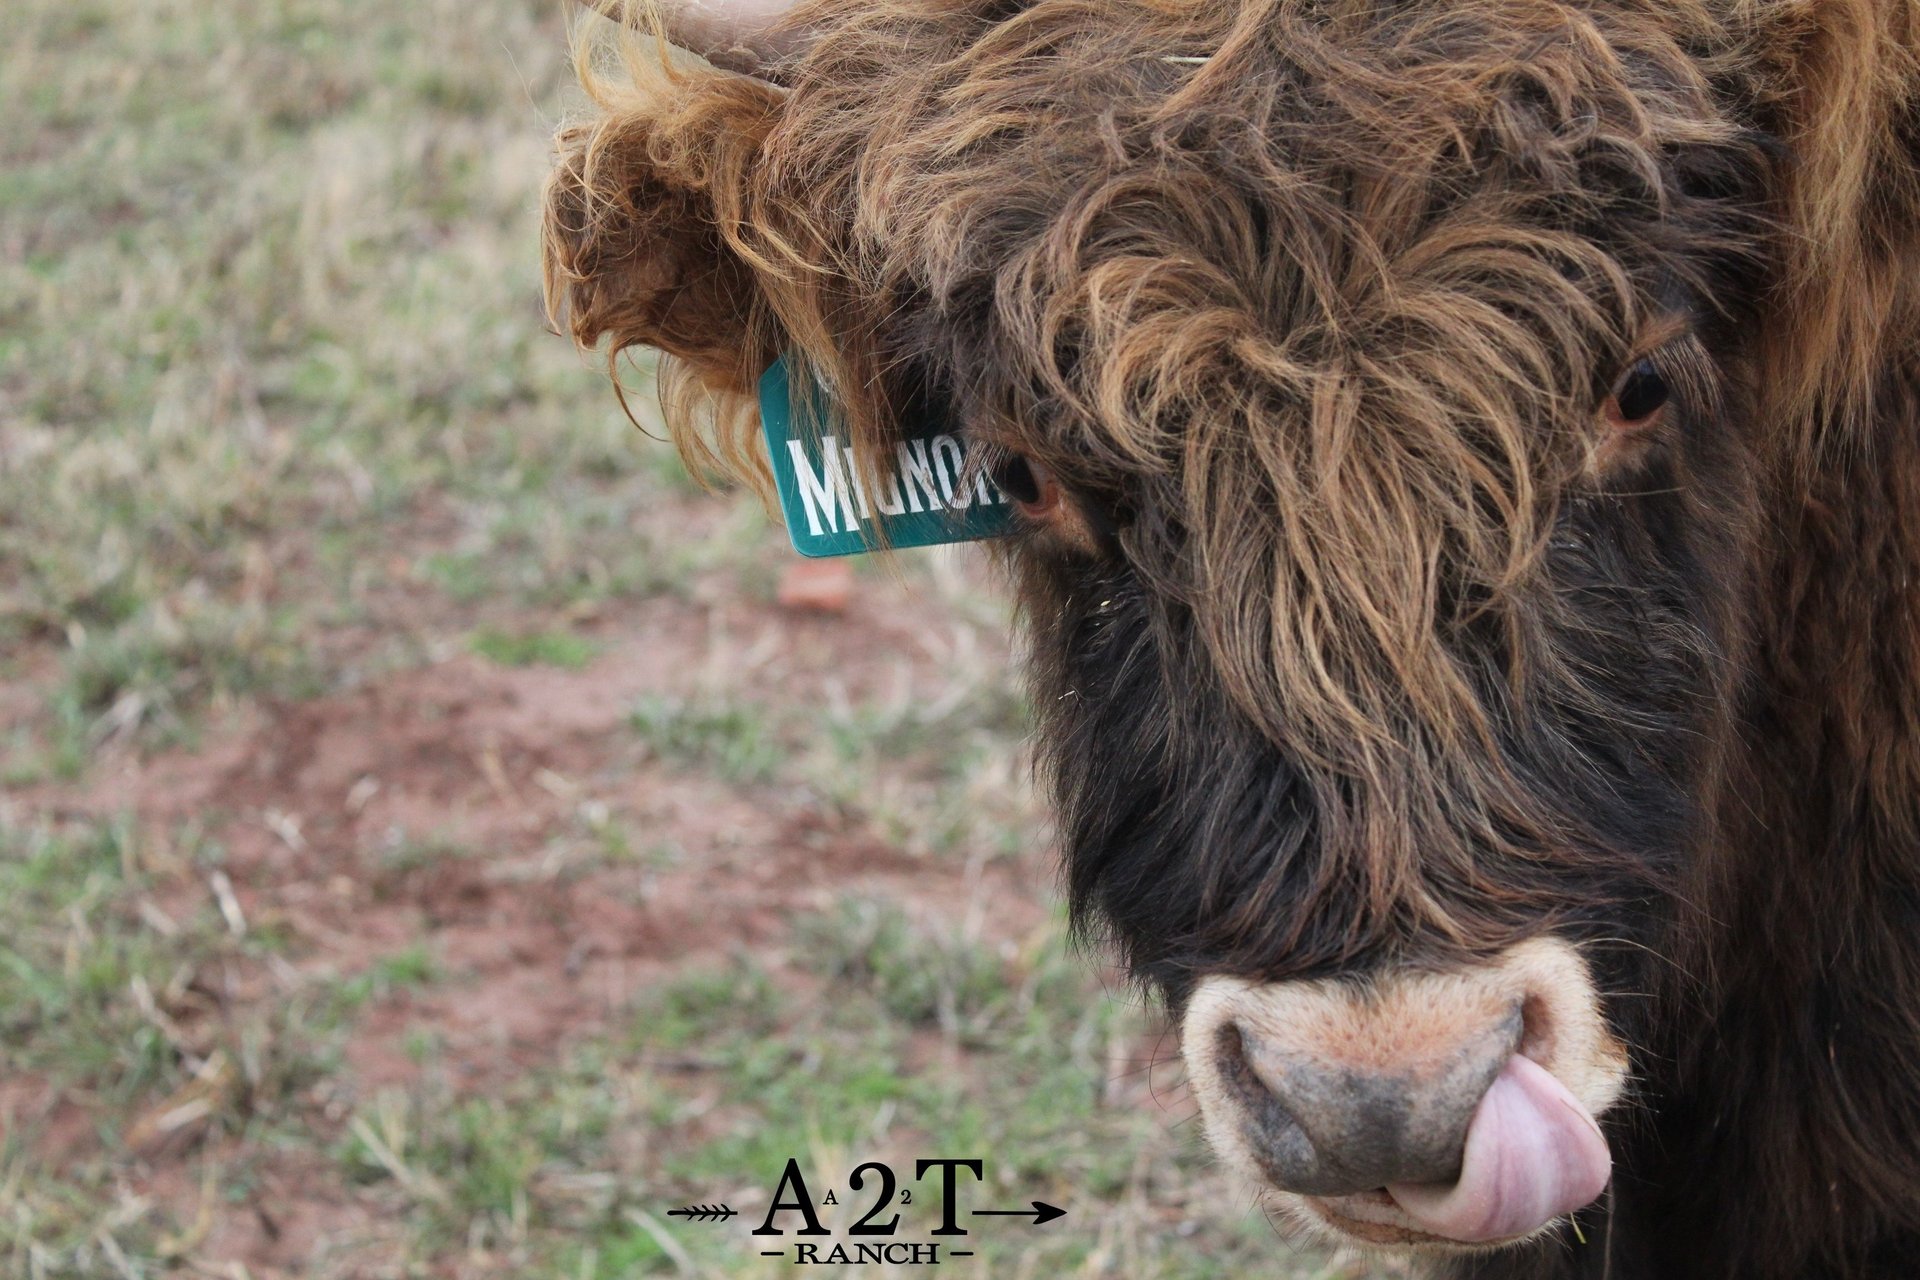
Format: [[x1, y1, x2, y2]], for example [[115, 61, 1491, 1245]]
[[1180, 937, 1629, 1248]]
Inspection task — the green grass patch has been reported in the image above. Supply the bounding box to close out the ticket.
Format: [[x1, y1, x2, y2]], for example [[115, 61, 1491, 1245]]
[[796, 897, 1013, 1037], [634, 958, 782, 1055], [631, 694, 783, 785], [469, 627, 598, 670], [334, 944, 441, 1012]]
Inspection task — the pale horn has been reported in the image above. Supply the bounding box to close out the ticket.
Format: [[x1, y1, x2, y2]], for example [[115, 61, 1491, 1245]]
[[573, 0, 804, 79]]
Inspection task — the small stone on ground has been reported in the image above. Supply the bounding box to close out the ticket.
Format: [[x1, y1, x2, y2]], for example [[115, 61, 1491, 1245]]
[[776, 559, 855, 613]]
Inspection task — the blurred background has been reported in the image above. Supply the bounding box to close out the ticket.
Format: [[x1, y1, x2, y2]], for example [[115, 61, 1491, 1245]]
[[0, 2, 1399, 1276]]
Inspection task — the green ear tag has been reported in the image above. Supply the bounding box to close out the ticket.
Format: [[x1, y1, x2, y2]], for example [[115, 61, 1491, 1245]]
[[759, 356, 1018, 557]]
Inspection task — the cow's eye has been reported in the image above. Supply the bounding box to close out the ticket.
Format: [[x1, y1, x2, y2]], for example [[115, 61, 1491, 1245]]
[[993, 455, 1062, 521], [1606, 358, 1670, 427]]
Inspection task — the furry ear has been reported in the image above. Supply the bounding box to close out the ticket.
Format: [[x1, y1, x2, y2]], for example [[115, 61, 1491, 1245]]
[[542, 35, 788, 488], [1738, 1, 1920, 453]]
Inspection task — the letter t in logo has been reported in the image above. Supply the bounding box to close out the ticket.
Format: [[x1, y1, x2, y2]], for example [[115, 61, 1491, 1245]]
[[915, 1159, 983, 1237]]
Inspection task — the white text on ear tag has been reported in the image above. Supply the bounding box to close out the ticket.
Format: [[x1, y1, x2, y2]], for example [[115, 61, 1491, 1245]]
[[759, 356, 1017, 557]]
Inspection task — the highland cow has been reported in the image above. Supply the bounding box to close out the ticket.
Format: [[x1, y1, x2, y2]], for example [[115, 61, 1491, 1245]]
[[540, 2, 1920, 1276]]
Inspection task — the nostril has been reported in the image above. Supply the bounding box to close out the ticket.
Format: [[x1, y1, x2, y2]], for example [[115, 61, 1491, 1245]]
[[1519, 991, 1556, 1066], [1214, 1022, 1327, 1192], [1214, 1022, 1290, 1133], [1214, 1022, 1274, 1119], [1214, 1020, 1255, 1090]]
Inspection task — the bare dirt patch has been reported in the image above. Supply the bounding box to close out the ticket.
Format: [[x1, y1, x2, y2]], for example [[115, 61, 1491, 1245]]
[[92, 579, 1026, 1049]]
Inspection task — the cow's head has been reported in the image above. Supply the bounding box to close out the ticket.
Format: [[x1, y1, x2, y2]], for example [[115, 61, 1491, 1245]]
[[547, 0, 1790, 1253]]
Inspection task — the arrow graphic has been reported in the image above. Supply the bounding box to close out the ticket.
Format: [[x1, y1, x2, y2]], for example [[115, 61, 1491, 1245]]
[[666, 1204, 738, 1223], [971, 1201, 1066, 1226]]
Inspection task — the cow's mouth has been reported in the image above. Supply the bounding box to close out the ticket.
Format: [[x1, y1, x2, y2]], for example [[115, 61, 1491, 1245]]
[[1303, 1055, 1612, 1248], [1303, 1189, 1455, 1246]]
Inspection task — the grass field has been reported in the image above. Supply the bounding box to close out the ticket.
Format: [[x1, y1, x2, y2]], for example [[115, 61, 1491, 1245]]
[[0, 2, 1405, 1276]]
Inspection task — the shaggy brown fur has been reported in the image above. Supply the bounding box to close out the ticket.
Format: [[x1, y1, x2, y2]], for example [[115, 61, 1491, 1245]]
[[543, 2, 1920, 1276]]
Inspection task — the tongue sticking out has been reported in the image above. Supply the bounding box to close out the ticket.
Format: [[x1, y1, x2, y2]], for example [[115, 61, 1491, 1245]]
[[1385, 1055, 1611, 1243]]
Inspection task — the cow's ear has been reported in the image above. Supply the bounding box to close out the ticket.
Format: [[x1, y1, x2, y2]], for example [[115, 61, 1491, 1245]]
[[542, 44, 787, 485], [1737, 4, 1920, 442]]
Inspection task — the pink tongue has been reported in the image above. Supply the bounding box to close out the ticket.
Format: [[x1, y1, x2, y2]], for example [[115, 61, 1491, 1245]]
[[1385, 1055, 1611, 1243]]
